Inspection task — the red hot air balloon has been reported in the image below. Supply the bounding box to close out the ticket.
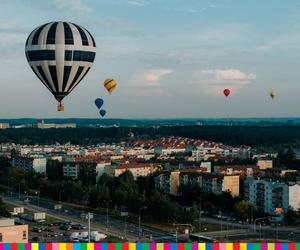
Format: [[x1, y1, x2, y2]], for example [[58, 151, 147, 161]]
[[223, 88, 230, 97]]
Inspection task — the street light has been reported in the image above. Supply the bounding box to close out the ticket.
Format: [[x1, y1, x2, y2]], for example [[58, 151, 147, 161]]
[[35, 189, 40, 209], [138, 206, 147, 239], [253, 217, 269, 232], [198, 199, 202, 232], [104, 200, 112, 232]]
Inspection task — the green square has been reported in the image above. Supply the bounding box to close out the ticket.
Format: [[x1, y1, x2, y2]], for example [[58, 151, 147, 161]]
[[296, 243, 300, 250], [142, 243, 150, 250], [18, 244, 25, 250], [184, 244, 192, 250], [253, 243, 260, 250], [115, 243, 122, 250], [80, 243, 87, 250]]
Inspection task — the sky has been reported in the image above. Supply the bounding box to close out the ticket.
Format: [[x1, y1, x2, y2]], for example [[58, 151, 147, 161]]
[[1, 0, 300, 118]]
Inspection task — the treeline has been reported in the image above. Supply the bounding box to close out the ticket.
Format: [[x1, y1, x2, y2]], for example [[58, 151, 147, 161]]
[[1, 125, 300, 146]]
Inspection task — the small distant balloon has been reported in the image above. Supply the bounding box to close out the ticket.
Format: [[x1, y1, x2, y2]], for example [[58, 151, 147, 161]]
[[95, 98, 104, 109], [223, 88, 230, 97], [99, 109, 106, 117], [104, 79, 117, 94], [270, 91, 276, 100]]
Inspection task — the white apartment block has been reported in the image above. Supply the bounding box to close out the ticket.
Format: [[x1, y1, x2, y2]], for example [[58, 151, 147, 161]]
[[244, 179, 300, 215], [11, 157, 47, 173]]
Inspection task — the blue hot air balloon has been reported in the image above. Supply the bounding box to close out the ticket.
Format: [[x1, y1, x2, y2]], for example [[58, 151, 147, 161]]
[[95, 98, 104, 109], [99, 109, 106, 117]]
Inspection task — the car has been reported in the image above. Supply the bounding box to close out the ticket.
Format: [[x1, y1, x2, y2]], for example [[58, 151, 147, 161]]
[[52, 222, 61, 226], [49, 233, 58, 237], [43, 227, 54, 232], [32, 236, 39, 242], [62, 220, 72, 225], [60, 224, 72, 231], [72, 224, 86, 230], [15, 218, 26, 225], [79, 232, 88, 242], [32, 227, 42, 233], [63, 232, 70, 237], [48, 223, 54, 227], [70, 232, 80, 241]]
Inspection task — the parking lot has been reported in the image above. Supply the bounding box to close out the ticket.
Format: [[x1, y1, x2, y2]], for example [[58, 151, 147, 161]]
[[15, 215, 94, 242]]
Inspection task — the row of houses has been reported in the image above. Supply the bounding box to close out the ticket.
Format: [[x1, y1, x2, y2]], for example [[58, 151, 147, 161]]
[[11, 151, 300, 214]]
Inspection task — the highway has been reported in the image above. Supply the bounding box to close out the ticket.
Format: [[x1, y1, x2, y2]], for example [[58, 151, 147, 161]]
[[2, 193, 171, 242], [3, 192, 300, 242]]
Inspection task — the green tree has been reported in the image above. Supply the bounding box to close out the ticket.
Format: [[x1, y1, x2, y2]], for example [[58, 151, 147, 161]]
[[46, 160, 63, 181], [146, 191, 175, 220], [0, 198, 10, 217], [234, 200, 256, 221], [284, 206, 298, 226], [78, 163, 96, 186]]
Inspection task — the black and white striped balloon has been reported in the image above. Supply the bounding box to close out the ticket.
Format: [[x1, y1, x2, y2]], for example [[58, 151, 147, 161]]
[[25, 21, 96, 103]]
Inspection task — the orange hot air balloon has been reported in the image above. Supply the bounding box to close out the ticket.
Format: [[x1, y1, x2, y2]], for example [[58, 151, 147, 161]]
[[223, 88, 230, 97]]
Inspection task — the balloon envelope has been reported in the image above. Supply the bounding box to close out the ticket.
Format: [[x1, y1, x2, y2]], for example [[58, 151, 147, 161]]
[[25, 21, 96, 103], [104, 79, 117, 94], [270, 91, 276, 99], [99, 109, 106, 117], [95, 98, 104, 109], [223, 88, 230, 97]]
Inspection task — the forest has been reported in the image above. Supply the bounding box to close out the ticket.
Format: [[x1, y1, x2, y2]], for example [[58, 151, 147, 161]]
[[0, 125, 300, 147]]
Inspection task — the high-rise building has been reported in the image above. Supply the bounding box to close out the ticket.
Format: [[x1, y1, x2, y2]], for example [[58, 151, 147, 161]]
[[244, 178, 300, 215], [155, 170, 240, 196], [11, 156, 47, 173]]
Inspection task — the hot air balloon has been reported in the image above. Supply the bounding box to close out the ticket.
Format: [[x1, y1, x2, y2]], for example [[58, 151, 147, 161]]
[[223, 88, 230, 97], [104, 79, 117, 94], [95, 98, 104, 109], [99, 109, 106, 117], [25, 21, 96, 111], [270, 91, 276, 100]]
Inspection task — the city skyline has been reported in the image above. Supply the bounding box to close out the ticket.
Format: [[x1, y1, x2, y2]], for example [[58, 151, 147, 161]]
[[1, 0, 300, 118]]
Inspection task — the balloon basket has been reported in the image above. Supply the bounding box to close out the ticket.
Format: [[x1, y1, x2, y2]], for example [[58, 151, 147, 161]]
[[57, 103, 64, 112]]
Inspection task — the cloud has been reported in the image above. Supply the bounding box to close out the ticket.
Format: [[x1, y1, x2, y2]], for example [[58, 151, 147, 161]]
[[28, 0, 91, 13], [128, 0, 149, 6], [129, 69, 173, 87], [144, 69, 173, 86], [174, 7, 204, 13], [194, 69, 256, 95], [200, 69, 256, 82]]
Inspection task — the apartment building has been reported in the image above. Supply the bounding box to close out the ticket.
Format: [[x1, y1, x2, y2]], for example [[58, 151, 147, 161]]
[[63, 162, 80, 179], [257, 160, 273, 170], [214, 165, 260, 177], [11, 156, 47, 173], [37, 120, 76, 129], [155, 170, 240, 197], [0, 123, 9, 129], [108, 163, 161, 179], [244, 178, 300, 215]]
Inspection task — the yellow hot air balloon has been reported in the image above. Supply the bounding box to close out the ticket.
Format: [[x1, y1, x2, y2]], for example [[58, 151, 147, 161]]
[[104, 78, 117, 94], [270, 91, 276, 100]]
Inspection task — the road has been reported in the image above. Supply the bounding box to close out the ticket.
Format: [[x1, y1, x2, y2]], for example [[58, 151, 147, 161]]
[[4, 192, 300, 242], [2, 193, 171, 242], [199, 217, 300, 241]]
